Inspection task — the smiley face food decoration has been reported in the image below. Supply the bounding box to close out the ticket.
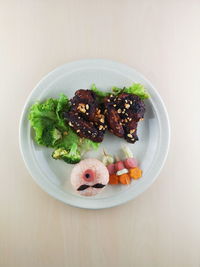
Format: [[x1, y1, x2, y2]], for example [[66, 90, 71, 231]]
[[70, 158, 109, 196]]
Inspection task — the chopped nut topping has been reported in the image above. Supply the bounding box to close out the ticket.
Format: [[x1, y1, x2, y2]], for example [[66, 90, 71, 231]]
[[130, 129, 135, 133], [77, 130, 80, 133], [117, 109, 122, 113], [99, 125, 103, 130], [113, 104, 116, 107], [127, 134, 132, 138], [86, 104, 89, 110], [69, 122, 73, 126], [100, 118, 105, 123], [77, 103, 86, 113], [88, 130, 91, 133], [125, 104, 130, 109]]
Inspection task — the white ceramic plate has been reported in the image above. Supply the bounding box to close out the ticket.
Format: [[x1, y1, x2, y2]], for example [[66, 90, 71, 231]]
[[19, 59, 170, 209]]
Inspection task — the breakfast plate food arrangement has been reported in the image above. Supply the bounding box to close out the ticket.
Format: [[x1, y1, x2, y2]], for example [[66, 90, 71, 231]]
[[19, 59, 170, 209]]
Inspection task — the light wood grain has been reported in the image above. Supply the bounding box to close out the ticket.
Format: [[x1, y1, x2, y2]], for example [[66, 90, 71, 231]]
[[0, 0, 200, 266]]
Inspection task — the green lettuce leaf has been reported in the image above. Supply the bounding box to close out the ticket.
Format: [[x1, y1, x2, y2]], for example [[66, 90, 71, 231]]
[[112, 83, 149, 99], [29, 94, 100, 163], [91, 83, 149, 100], [28, 94, 70, 147], [91, 83, 110, 102]]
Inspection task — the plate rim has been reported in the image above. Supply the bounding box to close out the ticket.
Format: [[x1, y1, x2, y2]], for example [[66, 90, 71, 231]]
[[19, 58, 170, 209]]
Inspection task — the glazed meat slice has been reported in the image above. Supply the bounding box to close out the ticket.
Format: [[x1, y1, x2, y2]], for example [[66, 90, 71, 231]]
[[104, 93, 145, 143], [123, 120, 138, 143], [115, 93, 145, 121], [67, 113, 104, 142], [70, 90, 98, 121], [104, 106, 124, 137], [64, 89, 106, 142]]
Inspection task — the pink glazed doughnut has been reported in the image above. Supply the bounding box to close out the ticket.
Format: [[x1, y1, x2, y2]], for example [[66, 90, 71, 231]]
[[70, 158, 109, 196]]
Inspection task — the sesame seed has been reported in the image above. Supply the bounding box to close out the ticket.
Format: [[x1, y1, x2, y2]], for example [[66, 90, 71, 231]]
[[127, 134, 132, 138], [86, 112, 89, 115], [99, 125, 103, 130], [117, 109, 122, 113], [100, 118, 104, 123], [88, 130, 91, 133], [86, 104, 89, 110], [125, 99, 128, 103], [107, 99, 110, 102], [131, 138, 135, 141], [77, 130, 80, 133], [113, 104, 116, 107], [130, 101, 133, 104], [69, 122, 73, 126]]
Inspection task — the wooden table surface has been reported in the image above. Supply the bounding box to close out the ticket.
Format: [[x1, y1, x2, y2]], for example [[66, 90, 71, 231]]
[[1, 0, 200, 266]]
